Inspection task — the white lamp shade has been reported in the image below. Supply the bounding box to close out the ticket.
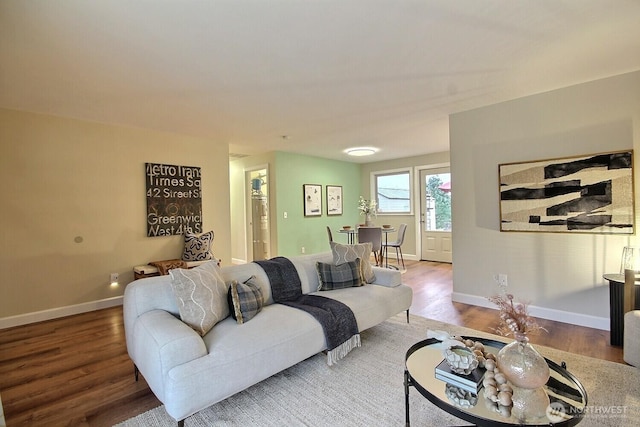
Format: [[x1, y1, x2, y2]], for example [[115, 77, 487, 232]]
[[620, 246, 640, 273]]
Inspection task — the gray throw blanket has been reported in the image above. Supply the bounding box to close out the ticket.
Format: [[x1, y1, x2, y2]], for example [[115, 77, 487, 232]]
[[254, 257, 361, 365]]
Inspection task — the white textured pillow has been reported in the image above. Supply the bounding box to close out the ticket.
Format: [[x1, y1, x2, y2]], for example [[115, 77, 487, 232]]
[[182, 231, 215, 261], [330, 241, 376, 283], [169, 260, 229, 336]]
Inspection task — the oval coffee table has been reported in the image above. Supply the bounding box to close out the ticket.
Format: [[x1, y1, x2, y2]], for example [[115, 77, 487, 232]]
[[404, 337, 588, 426]]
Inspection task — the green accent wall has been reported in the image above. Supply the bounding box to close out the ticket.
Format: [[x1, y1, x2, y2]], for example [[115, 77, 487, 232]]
[[274, 151, 361, 256]]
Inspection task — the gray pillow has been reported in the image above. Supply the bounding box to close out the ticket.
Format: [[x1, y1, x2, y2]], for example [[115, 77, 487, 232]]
[[316, 259, 364, 291], [169, 260, 229, 336], [330, 241, 376, 283]]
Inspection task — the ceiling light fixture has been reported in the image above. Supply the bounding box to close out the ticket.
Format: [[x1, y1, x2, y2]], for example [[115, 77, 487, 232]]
[[345, 147, 378, 157]]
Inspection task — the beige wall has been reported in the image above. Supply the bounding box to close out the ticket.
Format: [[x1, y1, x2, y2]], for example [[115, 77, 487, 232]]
[[0, 108, 231, 320], [450, 70, 640, 329], [361, 152, 450, 260]]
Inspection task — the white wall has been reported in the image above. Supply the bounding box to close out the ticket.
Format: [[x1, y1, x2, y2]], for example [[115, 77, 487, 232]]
[[450, 70, 640, 329]]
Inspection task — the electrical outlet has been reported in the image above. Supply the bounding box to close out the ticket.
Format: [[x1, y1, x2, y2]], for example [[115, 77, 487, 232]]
[[301, 247, 305, 254], [498, 274, 508, 288], [493, 273, 508, 288], [110, 273, 119, 284], [283, 211, 288, 219]]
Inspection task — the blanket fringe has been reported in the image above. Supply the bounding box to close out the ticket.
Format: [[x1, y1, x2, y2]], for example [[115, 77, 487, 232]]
[[327, 334, 361, 366]]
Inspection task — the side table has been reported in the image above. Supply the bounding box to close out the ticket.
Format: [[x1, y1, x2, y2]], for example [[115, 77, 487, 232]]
[[603, 273, 640, 346]]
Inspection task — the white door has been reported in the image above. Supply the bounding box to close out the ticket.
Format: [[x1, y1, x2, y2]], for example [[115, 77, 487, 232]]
[[419, 168, 452, 263]]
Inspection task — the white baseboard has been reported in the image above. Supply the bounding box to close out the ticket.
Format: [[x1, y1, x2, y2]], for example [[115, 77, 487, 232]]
[[452, 292, 610, 331], [384, 252, 418, 261], [231, 258, 248, 265], [0, 296, 123, 330]]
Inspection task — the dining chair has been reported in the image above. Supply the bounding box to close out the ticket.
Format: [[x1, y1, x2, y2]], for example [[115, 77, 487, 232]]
[[326, 226, 333, 243], [357, 227, 382, 266], [382, 223, 407, 269]]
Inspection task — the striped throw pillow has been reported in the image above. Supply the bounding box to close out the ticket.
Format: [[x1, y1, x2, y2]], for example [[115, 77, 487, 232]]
[[169, 260, 229, 336], [330, 241, 376, 283]]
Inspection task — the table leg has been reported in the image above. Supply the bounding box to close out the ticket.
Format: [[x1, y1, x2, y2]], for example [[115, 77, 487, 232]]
[[609, 280, 624, 346], [404, 369, 411, 427], [384, 232, 389, 268]]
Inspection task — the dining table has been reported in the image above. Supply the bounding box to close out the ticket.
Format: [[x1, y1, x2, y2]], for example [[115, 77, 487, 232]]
[[337, 226, 397, 268]]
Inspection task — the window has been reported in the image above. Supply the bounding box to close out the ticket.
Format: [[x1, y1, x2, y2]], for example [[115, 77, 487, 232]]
[[374, 169, 411, 214], [424, 172, 451, 231]]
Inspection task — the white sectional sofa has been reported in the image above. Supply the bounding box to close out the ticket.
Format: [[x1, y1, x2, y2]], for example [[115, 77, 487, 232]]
[[123, 252, 413, 426]]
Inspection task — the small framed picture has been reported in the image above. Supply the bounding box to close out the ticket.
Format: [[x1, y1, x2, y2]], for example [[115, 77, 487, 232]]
[[303, 184, 322, 217], [326, 185, 343, 216]]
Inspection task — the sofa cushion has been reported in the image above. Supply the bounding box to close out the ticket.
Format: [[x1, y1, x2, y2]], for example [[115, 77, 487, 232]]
[[169, 260, 229, 336], [288, 252, 334, 295], [330, 241, 376, 283], [182, 231, 215, 261], [227, 276, 264, 324], [316, 259, 364, 291]]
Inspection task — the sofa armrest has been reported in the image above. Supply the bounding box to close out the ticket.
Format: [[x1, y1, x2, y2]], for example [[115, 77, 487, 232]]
[[370, 266, 402, 287], [130, 309, 207, 401]]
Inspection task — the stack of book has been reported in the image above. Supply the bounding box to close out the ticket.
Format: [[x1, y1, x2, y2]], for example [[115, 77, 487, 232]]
[[434, 359, 486, 394]]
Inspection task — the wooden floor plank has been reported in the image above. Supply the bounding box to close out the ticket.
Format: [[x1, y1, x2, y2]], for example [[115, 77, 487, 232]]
[[0, 260, 624, 426]]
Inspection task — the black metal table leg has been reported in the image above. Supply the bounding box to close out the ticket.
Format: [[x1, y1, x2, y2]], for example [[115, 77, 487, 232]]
[[404, 369, 411, 426]]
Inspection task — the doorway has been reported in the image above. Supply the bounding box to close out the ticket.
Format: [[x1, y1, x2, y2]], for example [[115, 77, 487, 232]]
[[419, 168, 452, 263], [245, 168, 270, 261]]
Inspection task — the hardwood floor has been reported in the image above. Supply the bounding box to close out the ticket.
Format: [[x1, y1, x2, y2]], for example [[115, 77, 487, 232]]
[[0, 260, 624, 426]]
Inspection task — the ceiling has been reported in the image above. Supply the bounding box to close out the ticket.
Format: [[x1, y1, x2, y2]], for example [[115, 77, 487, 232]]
[[1, 1, 640, 163]]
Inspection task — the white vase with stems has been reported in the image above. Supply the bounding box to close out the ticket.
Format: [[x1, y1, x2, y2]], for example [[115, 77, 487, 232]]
[[487, 293, 550, 422], [365, 214, 374, 226], [358, 196, 376, 226]]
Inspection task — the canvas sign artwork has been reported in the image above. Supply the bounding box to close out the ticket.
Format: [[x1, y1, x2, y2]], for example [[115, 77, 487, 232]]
[[499, 151, 634, 234], [146, 162, 203, 237]]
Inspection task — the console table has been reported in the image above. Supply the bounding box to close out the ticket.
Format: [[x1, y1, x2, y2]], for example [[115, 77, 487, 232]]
[[133, 259, 218, 279]]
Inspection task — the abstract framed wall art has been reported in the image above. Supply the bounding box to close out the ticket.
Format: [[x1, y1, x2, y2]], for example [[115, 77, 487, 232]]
[[499, 150, 634, 234], [326, 185, 343, 216], [303, 184, 322, 217]]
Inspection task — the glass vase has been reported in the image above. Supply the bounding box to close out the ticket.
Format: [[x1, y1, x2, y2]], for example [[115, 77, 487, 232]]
[[496, 340, 550, 422]]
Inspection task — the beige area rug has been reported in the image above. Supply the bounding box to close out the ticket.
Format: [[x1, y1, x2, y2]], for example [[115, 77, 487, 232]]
[[116, 314, 640, 427]]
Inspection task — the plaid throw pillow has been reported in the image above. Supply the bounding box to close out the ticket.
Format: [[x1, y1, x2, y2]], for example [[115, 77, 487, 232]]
[[227, 276, 264, 324], [316, 259, 364, 291]]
